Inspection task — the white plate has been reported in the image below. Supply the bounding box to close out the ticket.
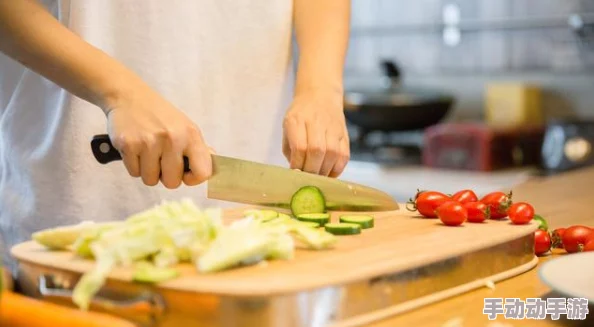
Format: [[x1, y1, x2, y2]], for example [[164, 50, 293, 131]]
[[538, 252, 594, 302]]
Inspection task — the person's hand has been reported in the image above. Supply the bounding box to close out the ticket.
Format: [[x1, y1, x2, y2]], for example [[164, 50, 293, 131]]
[[282, 92, 350, 177], [105, 84, 213, 189]]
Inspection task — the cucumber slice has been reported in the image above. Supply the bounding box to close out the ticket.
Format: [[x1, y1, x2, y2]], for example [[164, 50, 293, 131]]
[[133, 266, 180, 284], [290, 186, 326, 216], [296, 213, 330, 227], [339, 215, 374, 229], [324, 223, 361, 235], [297, 213, 330, 219], [297, 221, 321, 228]]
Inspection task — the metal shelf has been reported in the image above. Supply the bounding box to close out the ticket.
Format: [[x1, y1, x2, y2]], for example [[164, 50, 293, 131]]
[[350, 13, 594, 36]]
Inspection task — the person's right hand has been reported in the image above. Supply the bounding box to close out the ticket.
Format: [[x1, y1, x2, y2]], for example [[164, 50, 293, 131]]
[[104, 85, 213, 189]]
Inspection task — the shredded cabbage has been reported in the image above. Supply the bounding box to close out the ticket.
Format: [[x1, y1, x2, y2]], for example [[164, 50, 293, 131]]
[[32, 221, 97, 250], [33, 199, 337, 310]]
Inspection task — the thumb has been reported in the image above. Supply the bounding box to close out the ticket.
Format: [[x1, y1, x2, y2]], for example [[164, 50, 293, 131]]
[[282, 134, 291, 162]]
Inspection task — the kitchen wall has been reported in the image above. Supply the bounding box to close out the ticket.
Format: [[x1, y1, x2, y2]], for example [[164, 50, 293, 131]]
[[345, 0, 594, 121]]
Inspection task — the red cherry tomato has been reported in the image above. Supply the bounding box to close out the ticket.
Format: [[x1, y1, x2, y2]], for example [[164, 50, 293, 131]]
[[480, 191, 513, 219], [463, 201, 490, 223], [534, 230, 551, 256], [451, 189, 479, 204], [562, 226, 594, 253], [551, 228, 566, 248], [436, 201, 468, 226], [584, 239, 594, 252], [406, 190, 450, 218], [507, 202, 535, 225]]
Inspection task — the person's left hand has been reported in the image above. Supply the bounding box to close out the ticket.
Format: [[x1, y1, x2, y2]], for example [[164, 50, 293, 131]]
[[282, 91, 350, 177]]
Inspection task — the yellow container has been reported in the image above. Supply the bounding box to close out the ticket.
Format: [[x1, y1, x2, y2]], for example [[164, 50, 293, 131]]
[[485, 82, 542, 127]]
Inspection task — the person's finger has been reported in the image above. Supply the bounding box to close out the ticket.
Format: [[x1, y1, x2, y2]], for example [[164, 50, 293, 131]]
[[182, 145, 211, 186], [329, 134, 350, 178], [303, 122, 326, 174], [283, 117, 307, 170], [122, 152, 141, 177], [160, 136, 184, 189], [112, 134, 141, 178], [282, 134, 291, 162], [182, 131, 212, 186], [139, 135, 162, 186], [319, 130, 340, 177]]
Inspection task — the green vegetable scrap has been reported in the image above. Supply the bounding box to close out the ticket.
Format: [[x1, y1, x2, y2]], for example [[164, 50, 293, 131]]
[[533, 214, 548, 231]]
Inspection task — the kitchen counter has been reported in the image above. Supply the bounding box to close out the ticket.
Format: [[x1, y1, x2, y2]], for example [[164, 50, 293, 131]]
[[5, 161, 592, 327], [340, 160, 536, 202], [362, 165, 594, 327]]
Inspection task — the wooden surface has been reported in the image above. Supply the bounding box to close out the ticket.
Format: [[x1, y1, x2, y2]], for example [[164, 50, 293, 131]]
[[366, 166, 594, 327], [12, 206, 536, 297]]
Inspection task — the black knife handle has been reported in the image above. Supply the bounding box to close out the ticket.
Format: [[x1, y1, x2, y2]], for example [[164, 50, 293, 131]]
[[91, 134, 191, 172]]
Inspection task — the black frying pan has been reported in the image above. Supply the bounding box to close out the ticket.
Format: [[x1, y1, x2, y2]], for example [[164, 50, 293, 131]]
[[343, 61, 454, 133]]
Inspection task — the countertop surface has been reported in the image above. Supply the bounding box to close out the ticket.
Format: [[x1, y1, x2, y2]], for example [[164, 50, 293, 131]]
[[7, 160, 593, 326], [340, 160, 536, 202], [361, 165, 594, 327]]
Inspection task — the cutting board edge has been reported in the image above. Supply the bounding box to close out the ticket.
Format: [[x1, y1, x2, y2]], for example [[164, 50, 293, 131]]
[[12, 228, 536, 298], [329, 255, 540, 327], [10, 207, 540, 297]]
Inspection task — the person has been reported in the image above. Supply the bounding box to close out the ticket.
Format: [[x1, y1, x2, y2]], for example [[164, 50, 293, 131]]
[[0, 0, 351, 276]]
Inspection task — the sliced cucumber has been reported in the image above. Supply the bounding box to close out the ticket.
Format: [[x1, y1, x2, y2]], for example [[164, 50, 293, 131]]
[[296, 213, 330, 227], [297, 213, 330, 219], [324, 223, 361, 235], [133, 266, 180, 283], [290, 186, 326, 216], [297, 221, 321, 228], [339, 215, 374, 229]]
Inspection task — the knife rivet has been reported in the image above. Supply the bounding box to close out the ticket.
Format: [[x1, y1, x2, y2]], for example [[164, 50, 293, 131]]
[[99, 142, 111, 154]]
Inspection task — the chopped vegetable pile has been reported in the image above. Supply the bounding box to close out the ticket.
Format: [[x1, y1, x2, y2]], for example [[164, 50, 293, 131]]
[[32, 198, 348, 310], [31, 184, 380, 311]]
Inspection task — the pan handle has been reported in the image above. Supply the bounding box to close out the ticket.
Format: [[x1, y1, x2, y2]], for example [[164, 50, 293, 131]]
[[380, 60, 402, 89], [37, 274, 165, 327]]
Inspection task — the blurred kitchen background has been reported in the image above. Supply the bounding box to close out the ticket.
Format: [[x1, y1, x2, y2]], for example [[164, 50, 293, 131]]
[[339, 0, 594, 201]]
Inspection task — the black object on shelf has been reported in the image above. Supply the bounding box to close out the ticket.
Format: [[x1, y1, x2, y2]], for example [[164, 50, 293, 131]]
[[540, 119, 594, 173]]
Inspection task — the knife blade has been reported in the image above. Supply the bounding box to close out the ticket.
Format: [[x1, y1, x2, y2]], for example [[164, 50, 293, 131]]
[[90, 134, 399, 212]]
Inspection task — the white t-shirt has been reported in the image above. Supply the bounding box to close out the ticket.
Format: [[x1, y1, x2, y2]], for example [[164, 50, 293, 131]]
[[0, 0, 295, 270]]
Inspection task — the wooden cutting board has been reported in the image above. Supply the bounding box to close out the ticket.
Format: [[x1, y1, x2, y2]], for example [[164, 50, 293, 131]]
[[12, 206, 538, 297]]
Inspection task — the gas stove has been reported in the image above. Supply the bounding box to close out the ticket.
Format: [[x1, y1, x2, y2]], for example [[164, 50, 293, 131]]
[[347, 124, 424, 166]]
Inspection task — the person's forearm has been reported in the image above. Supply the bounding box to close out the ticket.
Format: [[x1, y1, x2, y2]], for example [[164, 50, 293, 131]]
[[293, 0, 350, 97], [0, 0, 144, 113]]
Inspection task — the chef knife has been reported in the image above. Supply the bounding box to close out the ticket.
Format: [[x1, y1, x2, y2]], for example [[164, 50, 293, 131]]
[[90, 134, 399, 212]]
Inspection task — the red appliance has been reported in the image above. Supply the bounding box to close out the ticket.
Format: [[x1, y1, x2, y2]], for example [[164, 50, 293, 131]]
[[422, 123, 545, 171]]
